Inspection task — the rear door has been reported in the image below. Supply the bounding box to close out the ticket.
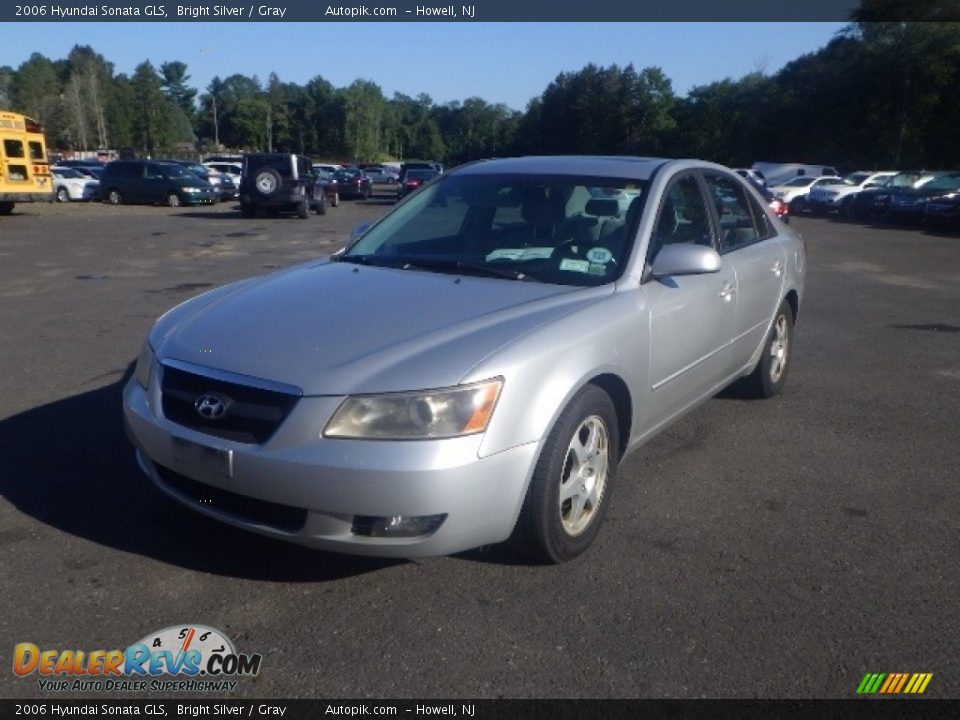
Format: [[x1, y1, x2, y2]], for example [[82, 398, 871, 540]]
[[703, 172, 786, 370]]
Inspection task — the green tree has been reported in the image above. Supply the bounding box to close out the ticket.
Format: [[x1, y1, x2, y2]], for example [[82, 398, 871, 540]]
[[130, 61, 178, 155], [160, 61, 198, 123]]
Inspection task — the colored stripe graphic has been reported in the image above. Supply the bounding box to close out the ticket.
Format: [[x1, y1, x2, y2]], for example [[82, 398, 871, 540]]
[[857, 672, 932, 694]]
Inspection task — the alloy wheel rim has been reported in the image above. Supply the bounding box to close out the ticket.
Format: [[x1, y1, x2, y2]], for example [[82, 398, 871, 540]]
[[558, 415, 609, 537], [769, 314, 789, 382]]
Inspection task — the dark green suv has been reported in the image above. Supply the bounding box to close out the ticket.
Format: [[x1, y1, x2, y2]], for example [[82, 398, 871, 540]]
[[239, 153, 325, 218]]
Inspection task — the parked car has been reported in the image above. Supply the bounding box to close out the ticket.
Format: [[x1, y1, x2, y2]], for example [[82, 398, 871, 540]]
[[399, 161, 443, 184], [923, 188, 960, 229], [51, 166, 100, 202], [768, 175, 843, 213], [100, 160, 217, 207], [312, 169, 341, 207], [743, 177, 791, 223], [239, 153, 325, 218], [397, 169, 439, 200], [57, 159, 107, 174], [848, 172, 938, 220], [886, 172, 960, 224], [750, 162, 840, 188], [312, 163, 343, 175], [332, 168, 372, 200], [123, 156, 804, 563], [170, 161, 237, 201], [360, 165, 400, 183], [203, 161, 242, 187], [807, 171, 897, 215], [733, 168, 766, 187]]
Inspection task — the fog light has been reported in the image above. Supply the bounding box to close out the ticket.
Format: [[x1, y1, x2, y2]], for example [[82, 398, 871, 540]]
[[351, 513, 446, 538]]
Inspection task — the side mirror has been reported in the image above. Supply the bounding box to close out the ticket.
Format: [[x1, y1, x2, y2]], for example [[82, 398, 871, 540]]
[[351, 222, 372, 242], [650, 244, 722, 279]]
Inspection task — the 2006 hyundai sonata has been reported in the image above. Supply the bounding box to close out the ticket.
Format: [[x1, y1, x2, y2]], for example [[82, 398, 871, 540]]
[[124, 156, 805, 563]]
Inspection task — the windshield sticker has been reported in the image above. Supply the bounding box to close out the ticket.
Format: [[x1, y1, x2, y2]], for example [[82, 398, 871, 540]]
[[586, 247, 613, 264], [559, 258, 590, 273], [588, 263, 607, 276], [486, 247, 554, 261]]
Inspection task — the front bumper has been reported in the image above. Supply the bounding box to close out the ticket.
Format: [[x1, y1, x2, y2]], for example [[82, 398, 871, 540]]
[[123, 377, 538, 557]]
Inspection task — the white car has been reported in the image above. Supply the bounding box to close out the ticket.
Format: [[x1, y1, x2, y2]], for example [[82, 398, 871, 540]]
[[769, 175, 842, 213], [51, 166, 101, 202], [733, 168, 766, 187], [808, 171, 896, 214], [203, 161, 242, 186]]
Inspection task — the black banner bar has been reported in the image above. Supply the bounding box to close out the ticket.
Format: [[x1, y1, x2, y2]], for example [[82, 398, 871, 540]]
[[4, 699, 960, 719], [2, 0, 879, 23]]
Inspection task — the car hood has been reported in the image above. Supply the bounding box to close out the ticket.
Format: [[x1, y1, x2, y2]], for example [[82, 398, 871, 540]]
[[152, 260, 608, 395]]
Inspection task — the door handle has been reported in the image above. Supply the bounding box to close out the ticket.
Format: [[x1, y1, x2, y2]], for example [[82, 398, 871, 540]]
[[719, 283, 735, 302]]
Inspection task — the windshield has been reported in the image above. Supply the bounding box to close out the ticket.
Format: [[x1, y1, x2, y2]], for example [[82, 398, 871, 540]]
[[54, 168, 85, 179], [842, 172, 870, 186], [783, 177, 815, 188], [342, 173, 648, 287], [923, 174, 960, 192]]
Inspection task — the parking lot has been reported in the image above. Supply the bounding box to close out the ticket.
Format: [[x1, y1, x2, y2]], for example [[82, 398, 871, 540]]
[[1, 192, 958, 699]]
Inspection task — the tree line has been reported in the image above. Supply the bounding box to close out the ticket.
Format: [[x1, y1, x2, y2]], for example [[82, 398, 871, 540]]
[[1, 19, 958, 170]]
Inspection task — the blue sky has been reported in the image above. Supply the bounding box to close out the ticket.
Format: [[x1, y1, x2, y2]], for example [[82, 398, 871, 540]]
[[2, 23, 847, 110]]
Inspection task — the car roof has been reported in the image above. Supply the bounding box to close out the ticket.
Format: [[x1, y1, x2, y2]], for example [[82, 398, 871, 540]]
[[453, 155, 674, 180]]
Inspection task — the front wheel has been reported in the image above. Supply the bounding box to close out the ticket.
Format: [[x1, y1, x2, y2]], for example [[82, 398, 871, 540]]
[[315, 191, 327, 215], [166, 192, 181, 208], [296, 197, 309, 218], [513, 385, 619, 564], [789, 197, 805, 214], [331, 192, 340, 207], [741, 299, 794, 398], [57, 187, 70, 202]]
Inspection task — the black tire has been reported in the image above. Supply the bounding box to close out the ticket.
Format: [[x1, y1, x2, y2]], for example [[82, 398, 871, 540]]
[[166, 192, 181, 208], [106, 189, 122, 205], [331, 192, 340, 208], [741, 299, 794, 398], [0, 202, 14, 215], [239, 203, 255, 218], [56, 187, 70, 203], [789, 197, 805, 214], [513, 384, 619, 564], [254, 168, 282, 196], [316, 192, 327, 215], [296, 197, 309, 219]]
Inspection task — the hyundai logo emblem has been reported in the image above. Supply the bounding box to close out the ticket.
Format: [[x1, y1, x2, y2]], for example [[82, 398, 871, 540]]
[[194, 393, 228, 420]]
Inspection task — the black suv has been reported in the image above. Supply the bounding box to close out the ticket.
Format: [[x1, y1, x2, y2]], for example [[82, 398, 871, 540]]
[[239, 153, 325, 218]]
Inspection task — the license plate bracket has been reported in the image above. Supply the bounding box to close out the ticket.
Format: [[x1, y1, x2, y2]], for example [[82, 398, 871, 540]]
[[171, 436, 233, 478]]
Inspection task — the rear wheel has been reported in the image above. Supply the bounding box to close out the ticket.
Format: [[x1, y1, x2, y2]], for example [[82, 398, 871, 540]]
[[296, 197, 309, 218], [0, 202, 14, 215], [107, 189, 122, 205], [513, 385, 619, 564], [789, 197, 805, 214], [741, 299, 794, 398], [57, 187, 70, 202]]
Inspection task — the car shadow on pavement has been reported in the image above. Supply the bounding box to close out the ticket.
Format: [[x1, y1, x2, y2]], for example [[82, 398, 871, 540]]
[[0, 367, 401, 582]]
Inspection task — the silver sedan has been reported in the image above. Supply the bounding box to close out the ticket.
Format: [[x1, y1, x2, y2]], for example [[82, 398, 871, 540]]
[[124, 156, 805, 563]]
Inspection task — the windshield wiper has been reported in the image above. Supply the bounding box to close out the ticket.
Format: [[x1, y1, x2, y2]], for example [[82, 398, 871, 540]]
[[393, 257, 538, 282]]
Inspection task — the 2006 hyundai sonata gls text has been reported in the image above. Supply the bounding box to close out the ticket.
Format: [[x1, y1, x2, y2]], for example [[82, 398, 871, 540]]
[[124, 156, 805, 563]]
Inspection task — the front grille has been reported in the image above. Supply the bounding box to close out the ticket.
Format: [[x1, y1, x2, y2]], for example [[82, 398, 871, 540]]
[[156, 465, 307, 533], [161, 364, 299, 444]]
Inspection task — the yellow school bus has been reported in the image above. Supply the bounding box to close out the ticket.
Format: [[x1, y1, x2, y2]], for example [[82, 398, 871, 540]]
[[0, 111, 54, 214]]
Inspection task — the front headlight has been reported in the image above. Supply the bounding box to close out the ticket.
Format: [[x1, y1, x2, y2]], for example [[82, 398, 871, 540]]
[[134, 341, 155, 389], [324, 379, 503, 440], [182, 186, 203, 192]]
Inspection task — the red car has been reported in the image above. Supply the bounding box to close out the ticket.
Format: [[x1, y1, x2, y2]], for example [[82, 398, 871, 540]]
[[397, 169, 439, 200]]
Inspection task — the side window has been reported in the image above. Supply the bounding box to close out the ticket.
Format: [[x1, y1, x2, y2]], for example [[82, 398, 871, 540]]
[[704, 174, 761, 253], [4, 139, 25, 158], [647, 175, 712, 262]]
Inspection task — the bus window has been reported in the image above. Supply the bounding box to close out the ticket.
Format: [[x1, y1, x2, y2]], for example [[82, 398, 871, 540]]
[[4, 139, 25, 158], [29, 142, 44, 160]]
